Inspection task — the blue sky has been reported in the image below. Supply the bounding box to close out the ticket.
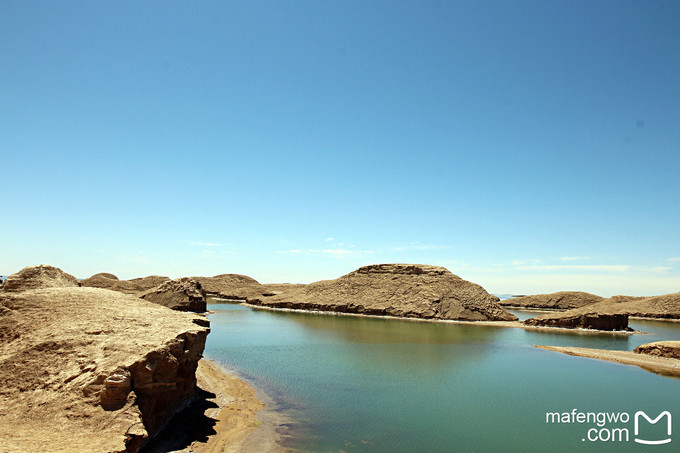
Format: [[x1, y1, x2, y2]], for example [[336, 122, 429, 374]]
[[1, 1, 678, 296]]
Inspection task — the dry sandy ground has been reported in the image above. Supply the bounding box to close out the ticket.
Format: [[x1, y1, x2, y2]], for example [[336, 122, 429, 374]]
[[150, 359, 285, 453], [534, 345, 680, 379]]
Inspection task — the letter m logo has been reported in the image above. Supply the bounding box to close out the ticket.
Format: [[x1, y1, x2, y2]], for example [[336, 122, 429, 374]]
[[634, 411, 672, 445]]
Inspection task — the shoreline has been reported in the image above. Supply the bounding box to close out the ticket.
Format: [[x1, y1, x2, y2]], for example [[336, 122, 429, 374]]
[[240, 302, 643, 336], [175, 359, 285, 453], [533, 345, 680, 379]]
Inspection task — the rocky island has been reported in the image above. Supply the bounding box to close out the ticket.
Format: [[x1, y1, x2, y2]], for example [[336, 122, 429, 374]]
[[248, 263, 518, 322], [523, 291, 680, 330]]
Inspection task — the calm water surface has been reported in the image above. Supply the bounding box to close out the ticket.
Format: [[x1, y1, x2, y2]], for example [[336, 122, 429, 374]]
[[205, 304, 680, 452]]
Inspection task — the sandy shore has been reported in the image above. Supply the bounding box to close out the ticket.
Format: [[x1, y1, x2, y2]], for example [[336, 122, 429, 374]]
[[534, 345, 680, 378], [155, 359, 285, 453]]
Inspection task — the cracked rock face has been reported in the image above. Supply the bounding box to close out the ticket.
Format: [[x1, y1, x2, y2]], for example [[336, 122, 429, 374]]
[[249, 263, 517, 322], [0, 283, 209, 452]]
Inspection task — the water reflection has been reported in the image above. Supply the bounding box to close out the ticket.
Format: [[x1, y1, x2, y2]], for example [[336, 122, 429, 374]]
[[205, 303, 680, 453], [269, 309, 501, 344]]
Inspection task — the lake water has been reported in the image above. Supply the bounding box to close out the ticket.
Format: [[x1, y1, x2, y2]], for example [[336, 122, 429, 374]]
[[204, 303, 680, 452]]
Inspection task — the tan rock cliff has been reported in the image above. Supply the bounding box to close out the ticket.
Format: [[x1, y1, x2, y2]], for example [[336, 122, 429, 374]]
[[0, 285, 209, 452]]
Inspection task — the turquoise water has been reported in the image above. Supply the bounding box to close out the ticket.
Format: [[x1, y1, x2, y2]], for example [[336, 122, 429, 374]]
[[205, 304, 680, 452]]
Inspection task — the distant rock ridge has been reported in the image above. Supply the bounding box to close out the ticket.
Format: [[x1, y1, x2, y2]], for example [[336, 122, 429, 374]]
[[0, 265, 80, 292], [355, 263, 448, 275], [261, 283, 308, 295], [81, 273, 170, 295], [89, 272, 119, 280], [248, 263, 517, 322], [193, 274, 275, 300], [501, 291, 604, 310], [524, 291, 680, 327]]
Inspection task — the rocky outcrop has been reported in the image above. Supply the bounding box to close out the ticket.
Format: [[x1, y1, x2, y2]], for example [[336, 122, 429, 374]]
[[501, 291, 604, 310], [523, 292, 680, 328], [0, 285, 209, 452], [140, 278, 207, 312], [0, 265, 80, 292], [524, 312, 629, 331], [596, 292, 680, 318], [81, 273, 170, 295], [90, 272, 119, 280], [249, 263, 517, 322], [261, 283, 308, 295], [193, 274, 274, 300], [634, 341, 680, 359]]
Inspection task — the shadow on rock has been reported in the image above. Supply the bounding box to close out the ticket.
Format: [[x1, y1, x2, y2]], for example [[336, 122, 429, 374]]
[[141, 387, 219, 452]]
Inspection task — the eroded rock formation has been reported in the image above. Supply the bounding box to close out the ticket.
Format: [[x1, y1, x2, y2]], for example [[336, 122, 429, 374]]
[[81, 273, 170, 295], [523, 292, 680, 329], [192, 274, 274, 300], [501, 291, 604, 310], [249, 263, 517, 322], [524, 312, 629, 331], [140, 277, 207, 312], [634, 341, 680, 359], [0, 285, 209, 452]]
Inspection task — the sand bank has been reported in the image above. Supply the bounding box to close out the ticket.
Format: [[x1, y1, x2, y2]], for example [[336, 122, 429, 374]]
[[534, 345, 680, 379], [151, 359, 285, 453]]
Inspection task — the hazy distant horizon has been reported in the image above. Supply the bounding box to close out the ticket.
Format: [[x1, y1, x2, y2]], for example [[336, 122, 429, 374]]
[[0, 261, 675, 298]]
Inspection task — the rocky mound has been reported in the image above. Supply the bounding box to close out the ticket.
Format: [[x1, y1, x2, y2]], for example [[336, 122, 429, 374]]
[[81, 273, 170, 295], [524, 312, 629, 331], [0, 286, 209, 452], [524, 292, 680, 327], [140, 278, 207, 312], [80, 272, 119, 287], [634, 341, 680, 359], [598, 293, 680, 318], [501, 291, 604, 310], [0, 265, 80, 292], [249, 263, 517, 321], [193, 274, 274, 300]]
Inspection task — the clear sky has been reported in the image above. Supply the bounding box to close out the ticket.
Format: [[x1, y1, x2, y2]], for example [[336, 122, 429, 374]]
[[1, 1, 678, 296]]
